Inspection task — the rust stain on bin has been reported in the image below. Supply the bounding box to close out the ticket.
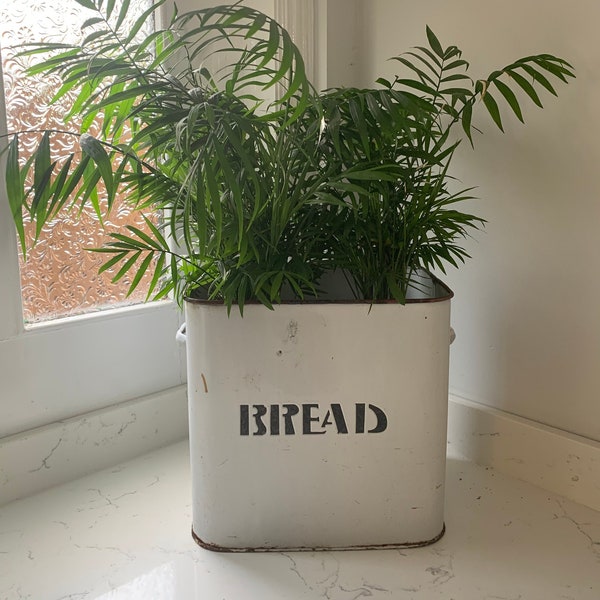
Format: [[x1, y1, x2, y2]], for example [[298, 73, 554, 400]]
[[185, 273, 453, 306], [200, 373, 208, 393], [191, 524, 445, 553]]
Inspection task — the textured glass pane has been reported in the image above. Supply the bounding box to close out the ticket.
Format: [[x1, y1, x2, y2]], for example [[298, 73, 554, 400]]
[[1, 0, 160, 324]]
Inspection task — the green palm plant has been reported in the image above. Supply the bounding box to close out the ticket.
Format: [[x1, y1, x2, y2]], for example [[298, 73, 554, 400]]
[[313, 28, 575, 301], [2, 3, 575, 311]]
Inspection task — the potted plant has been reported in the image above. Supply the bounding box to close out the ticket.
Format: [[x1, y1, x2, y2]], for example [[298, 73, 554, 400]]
[[2, 0, 574, 551]]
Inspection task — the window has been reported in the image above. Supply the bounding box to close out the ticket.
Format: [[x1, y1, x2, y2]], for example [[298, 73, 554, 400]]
[[0, 0, 185, 439], [1, 0, 159, 323]]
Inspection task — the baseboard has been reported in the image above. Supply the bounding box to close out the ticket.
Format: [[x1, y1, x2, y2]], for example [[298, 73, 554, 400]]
[[448, 394, 600, 513], [0, 385, 188, 506]]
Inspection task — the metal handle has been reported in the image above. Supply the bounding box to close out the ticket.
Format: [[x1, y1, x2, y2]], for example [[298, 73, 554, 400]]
[[176, 322, 187, 344], [450, 327, 456, 345]]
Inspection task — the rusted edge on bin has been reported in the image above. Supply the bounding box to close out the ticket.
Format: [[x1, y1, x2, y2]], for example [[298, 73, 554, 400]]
[[191, 524, 445, 553], [186, 272, 453, 306]]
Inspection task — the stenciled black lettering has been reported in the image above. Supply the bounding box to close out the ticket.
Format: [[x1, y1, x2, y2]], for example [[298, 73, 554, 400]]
[[252, 404, 268, 436], [282, 404, 299, 434], [241, 402, 388, 436], [368, 403, 388, 433], [303, 404, 326, 435], [270, 404, 280, 435], [355, 403, 366, 434], [330, 403, 349, 434], [240, 404, 249, 436]]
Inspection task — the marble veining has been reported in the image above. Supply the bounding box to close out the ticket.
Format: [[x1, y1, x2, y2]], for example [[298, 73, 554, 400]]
[[0, 386, 187, 505], [448, 395, 600, 513], [1, 441, 599, 599]]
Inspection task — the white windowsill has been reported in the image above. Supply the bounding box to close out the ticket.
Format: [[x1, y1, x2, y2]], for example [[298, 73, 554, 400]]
[[22, 299, 175, 334]]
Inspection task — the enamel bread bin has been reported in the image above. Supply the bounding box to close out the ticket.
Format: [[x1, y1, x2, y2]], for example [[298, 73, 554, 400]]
[[182, 278, 453, 551]]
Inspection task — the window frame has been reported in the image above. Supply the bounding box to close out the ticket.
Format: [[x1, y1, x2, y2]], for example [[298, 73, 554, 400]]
[[0, 2, 186, 439]]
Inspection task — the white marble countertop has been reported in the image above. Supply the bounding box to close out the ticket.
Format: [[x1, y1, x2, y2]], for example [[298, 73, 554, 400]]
[[1, 440, 599, 599]]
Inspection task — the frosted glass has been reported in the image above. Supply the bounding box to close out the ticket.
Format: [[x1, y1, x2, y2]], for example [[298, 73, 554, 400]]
[[1, 0, 159, 323]]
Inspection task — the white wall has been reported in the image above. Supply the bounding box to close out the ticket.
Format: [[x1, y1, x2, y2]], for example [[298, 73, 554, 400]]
[[323, 0, 363, 88], [355, 0, 600, 442]]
